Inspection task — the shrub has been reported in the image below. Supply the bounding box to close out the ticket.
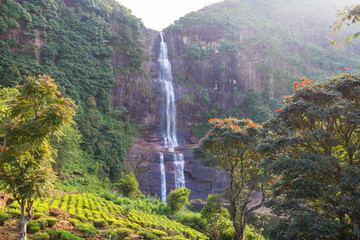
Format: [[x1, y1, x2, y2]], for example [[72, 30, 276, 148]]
[[174, 211, 205, 231], [47, 229, 84, 240], [105, 230, 119, 239], [76, 223, 98, 237], [69, 218, 81, 226], [33, 213, 45, 219], [219, 226, 234, 240], [113, 173, 145, 200], [37, 219, 47, 230], [33, 232, 50, 240], [149, 228, 167, 237], [46, 218, 58, 228], [27, 220, 41, 234], [93, 218, 107, 228], [117, 227, 134, 238], [167, 187, 191, 212], [138, 230, 159, 240], [0, 212, 11, 226]]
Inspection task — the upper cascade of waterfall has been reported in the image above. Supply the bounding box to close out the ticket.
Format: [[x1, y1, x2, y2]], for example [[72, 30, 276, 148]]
[[158, 32, 178, 149]]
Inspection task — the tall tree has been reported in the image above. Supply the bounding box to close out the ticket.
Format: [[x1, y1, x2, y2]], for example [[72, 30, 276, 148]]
[[261, 74, 360, 239], [0, 75, 77, 240], [194, 118, 266, 240]]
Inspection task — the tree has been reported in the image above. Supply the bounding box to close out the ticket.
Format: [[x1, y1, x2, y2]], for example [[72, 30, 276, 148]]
[[260, 74, 360, 239], [167, 187, 191, 212], [194, 118, 266, 240], [201, 194, 232, 240], [0, 75, 77, 240], [113, 172, 144, 200], [331, 4, 360, 45]]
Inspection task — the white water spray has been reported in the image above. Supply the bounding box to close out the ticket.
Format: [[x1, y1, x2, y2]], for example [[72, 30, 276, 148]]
[[158, 32, 185, 203]]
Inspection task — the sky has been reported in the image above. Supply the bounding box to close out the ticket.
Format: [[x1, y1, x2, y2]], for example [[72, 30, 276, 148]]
[[117, 0, 224, 31]]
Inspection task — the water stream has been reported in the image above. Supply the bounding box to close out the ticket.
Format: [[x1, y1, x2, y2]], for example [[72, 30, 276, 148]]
[[158, 32, 185, 203]]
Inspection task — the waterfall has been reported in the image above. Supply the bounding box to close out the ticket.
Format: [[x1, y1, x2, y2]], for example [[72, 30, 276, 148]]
[[158, 32, 185, 203], [160, 153, 166, 203]]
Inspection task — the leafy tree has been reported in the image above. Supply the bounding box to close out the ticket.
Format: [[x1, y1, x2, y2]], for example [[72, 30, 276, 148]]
[[194, 118, 266, 240], [0, 75, 77, 240], [201, 194, 232, 240], [113, 173, 144, 200], [167, 187, 191, 212], [260, 74, 360, 239], [332, 4, 360, 44]]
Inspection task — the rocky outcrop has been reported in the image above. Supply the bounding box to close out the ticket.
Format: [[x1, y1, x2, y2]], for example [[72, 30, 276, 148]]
[[125, 128, 229, 200]]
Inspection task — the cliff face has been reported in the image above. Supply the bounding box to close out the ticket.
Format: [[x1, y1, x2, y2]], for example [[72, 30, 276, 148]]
[[111, 0, 360, 199]]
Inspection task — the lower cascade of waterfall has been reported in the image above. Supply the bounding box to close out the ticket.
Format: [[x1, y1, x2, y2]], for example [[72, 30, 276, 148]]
[[160, 153, 166, 203], [157, 32, 185, 203], [173, 153, 185, 189]]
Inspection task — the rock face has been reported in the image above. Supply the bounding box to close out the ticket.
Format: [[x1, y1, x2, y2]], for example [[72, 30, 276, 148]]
[[125, 128, 229, 200]]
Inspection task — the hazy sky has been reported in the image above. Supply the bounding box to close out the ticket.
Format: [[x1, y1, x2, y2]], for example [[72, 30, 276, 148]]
[[117, 0, 224, 31]]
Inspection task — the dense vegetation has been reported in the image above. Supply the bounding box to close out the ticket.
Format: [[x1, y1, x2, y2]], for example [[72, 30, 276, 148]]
[[0, 0, 144, 189], [167, 0, 360, 125]]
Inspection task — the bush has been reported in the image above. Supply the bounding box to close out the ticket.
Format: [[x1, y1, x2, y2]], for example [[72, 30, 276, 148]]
[[76, 223, 98, 237], [117, 227, 134, 238], [46, 218, 58, 228], [93, 218, 107, 228], [113, 173, 145, 200], [149, 228, 167, 237], [105, 230, 119, 239], [47, 229, 84, 240], [27, 220, 41, 234], [0, 212, 11, 226], [174, 211, 205, 231], [33, 232, 50, 240], [138, 230, 159, 240], [167, 187, 191, 212], [69, 218, 81, 226]]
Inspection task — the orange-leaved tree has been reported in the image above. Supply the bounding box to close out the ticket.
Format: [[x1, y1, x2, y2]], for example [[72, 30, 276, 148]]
[[0, 75, 77, 240], [193, 118, 267, 240]]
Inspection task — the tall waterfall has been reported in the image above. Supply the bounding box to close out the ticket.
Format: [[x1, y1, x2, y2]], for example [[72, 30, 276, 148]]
[[158, 32, 185, 203]]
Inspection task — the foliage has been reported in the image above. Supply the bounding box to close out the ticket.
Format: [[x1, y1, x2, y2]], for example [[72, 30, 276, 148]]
[[260, 74, 360, 239], [174, 211, 205, 231], [332, 4, 360, 44], [201, 194, 229, 220], [46, 229, 84, 240], [0, 75, 76, 239], [167, 187, 191, 212], [33, 232, 50, 240], [27, 220, 41, 234], [25, 193, 207, 239], [0, 85, 19, 124], [201, 194, 232, 240], [0, 0, 144, 189], [113, 172, 145, 199], [76, 223, 98, 237], [0, 212, 11, 226], [193, 118, 267, 240], [117, 227, 134, 238], [45, 218, 58, 228]]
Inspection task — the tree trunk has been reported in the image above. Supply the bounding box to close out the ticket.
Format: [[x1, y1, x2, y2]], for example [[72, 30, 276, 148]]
[[19, 202, 31, 240]]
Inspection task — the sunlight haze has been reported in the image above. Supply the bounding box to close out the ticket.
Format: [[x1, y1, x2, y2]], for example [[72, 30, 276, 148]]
[[117, 0, 224, 31]]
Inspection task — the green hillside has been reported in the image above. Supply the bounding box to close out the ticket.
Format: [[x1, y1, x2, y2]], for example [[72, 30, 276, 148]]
[[166, 0, 360, 95], [0, 0, 144, 190]]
